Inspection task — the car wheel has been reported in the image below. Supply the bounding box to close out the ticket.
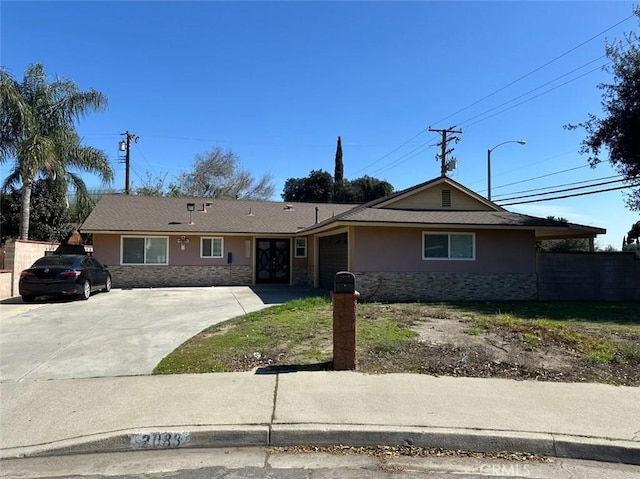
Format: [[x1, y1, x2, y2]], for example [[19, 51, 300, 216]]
[[103, 275, 112, 293], [79, 280, 91, 300], [22, 294, 35, 303]]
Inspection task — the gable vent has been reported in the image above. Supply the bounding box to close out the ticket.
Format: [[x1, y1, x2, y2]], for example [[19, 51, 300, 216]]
[[441, 189, 452, 207]]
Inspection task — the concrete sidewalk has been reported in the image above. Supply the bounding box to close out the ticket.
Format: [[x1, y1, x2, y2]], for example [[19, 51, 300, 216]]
[[1, 372, 639, 465]]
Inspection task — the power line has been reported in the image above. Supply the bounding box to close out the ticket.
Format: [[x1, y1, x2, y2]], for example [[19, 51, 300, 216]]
[[497, 178, 628, 202], [370, 138, 436, 175], [471, 150, 577, 191], [491, 174, 624, 199], [490, 165, 591, 191], [456, 56, 608, 128], [462, 63, 608, 129], [431, 13, 635, 127], [498, 183, 640, 206], [351, 129, 430, 175], [371, 142, 434, 176], [360, 15, 633, 179]]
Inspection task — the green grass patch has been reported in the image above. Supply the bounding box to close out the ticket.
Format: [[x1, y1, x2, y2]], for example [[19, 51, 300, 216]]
[[468, 311, 640, 364], [154, 296, 418, 374], [154, 299, 639, 378], [450, 302, 639, 329], [154, 296, 333, 374]]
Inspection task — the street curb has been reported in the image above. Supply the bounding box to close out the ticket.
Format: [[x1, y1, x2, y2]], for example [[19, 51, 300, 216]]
[[270, 425, 640, 466], [2, 425, 639, 466], [0, 426, 268, 460]]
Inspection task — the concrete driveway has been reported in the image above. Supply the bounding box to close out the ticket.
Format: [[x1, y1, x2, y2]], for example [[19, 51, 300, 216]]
[[0, 286, 321, 382]]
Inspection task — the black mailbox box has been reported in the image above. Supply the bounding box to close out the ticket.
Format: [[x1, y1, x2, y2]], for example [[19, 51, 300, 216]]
[[334, 271, 356, 294]]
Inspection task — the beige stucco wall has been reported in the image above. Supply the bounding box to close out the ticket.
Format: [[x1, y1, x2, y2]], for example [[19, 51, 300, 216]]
[[351, 226, 536, 273], [291, 235, 313, 286], [3, 239, 58, 298], [0, 271, 12, 299]]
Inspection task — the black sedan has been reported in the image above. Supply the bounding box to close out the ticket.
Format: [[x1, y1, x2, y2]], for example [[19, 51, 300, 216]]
[[19, 254, 112, 302]]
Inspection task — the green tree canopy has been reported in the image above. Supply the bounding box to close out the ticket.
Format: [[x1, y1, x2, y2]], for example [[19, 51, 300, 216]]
[[282, 169, 334, 202], [566, 6, 640, 210], [1, 178, 72, 243], [283, 170, 393, 203], [0, 63, 113, 239], [627, 220, 640, 244], [347, 175, 394, 203]]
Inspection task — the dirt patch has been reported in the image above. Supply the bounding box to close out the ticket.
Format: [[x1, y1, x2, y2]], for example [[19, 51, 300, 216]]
[[411, 316, 573, 375], [356, 308, 640, 386]]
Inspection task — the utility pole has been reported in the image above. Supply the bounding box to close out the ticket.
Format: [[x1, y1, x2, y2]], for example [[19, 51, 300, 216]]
[[119, 131, 139, 195], [429, 126, 462, 176]]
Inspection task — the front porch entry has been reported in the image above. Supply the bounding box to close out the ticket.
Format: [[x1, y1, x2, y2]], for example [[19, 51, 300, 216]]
[[255, 238, 290, 284]]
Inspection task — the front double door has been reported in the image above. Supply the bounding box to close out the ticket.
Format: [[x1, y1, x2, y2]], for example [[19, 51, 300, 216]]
[[256, 239, 290, 284]]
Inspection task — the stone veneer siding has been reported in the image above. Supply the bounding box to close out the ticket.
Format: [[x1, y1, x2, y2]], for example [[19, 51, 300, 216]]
[[109, 265, 253, 288], [291, 264, 313, 286], [354, 272, 537, 302]]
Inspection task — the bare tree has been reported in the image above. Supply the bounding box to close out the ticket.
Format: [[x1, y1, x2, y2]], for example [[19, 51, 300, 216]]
[[169, 147, 274, 200]]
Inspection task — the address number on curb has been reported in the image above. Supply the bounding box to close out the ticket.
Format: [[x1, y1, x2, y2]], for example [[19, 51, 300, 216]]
[[129, 432, 190, 449]]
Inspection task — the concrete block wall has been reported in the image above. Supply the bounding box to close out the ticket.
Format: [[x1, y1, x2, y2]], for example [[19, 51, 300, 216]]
[[537, 252, 640, 301], [354, 271, 538, 302], [108, 265, 253, 289]]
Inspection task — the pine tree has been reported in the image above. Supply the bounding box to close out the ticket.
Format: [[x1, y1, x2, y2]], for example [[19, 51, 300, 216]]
[[334, 136, 344, 184]]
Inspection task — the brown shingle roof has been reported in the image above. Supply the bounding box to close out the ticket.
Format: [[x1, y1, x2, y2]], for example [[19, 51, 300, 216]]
[[81, 195, 355, 234], [300, 207, 605, 237], [320, 208, 571, 227], [81, 176, 606, 240]]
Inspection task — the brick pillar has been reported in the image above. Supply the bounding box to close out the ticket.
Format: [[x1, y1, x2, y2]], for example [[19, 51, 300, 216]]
[[332, 291, 359, 370]]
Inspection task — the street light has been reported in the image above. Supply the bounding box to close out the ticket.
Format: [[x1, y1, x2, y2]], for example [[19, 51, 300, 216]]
[[487, 140, 526, 201]]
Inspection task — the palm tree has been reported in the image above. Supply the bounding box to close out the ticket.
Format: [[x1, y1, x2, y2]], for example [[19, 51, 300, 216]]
[[0, 63, 113, 239]]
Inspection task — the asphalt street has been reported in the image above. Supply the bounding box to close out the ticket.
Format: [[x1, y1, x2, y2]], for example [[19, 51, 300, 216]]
[[2, 447, 639, 479]]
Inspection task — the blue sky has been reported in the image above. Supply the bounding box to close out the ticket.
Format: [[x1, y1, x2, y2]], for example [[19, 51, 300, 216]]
[[2, 1, 638, 248]]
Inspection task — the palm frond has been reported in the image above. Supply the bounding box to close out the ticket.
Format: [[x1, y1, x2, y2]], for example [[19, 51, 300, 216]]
[[1, 166, 21, 192], [63, 144, 114, 184]]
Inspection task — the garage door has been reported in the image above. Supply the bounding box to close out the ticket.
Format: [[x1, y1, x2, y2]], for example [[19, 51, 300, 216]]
[[318, 233, 348, 290]]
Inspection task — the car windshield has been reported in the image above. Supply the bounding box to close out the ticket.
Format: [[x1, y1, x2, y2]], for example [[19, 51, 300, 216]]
[[31, 256, 80, 268]]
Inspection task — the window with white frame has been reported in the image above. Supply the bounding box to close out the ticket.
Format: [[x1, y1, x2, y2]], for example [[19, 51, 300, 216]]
[[201, 237, 223, 258], [122, 236, 168, 265], [423, 232, 475, 260], [294, 238, 307, 258]]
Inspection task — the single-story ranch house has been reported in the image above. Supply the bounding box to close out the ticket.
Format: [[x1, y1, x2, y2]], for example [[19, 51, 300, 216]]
[[81, 176, 605, 301]]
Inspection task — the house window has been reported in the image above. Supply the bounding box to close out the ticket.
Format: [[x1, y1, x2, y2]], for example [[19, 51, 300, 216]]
[[122, 236, 168, 265], [295, 238, 307, 258], [423, 232, 475, 260], [201, 237, 223, 258]]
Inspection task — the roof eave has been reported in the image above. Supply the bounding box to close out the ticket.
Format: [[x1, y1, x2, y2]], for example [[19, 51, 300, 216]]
[[300, 220, 607, 236]]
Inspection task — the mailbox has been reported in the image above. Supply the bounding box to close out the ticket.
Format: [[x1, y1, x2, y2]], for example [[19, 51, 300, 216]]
[[334, 271, 356, 294]]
